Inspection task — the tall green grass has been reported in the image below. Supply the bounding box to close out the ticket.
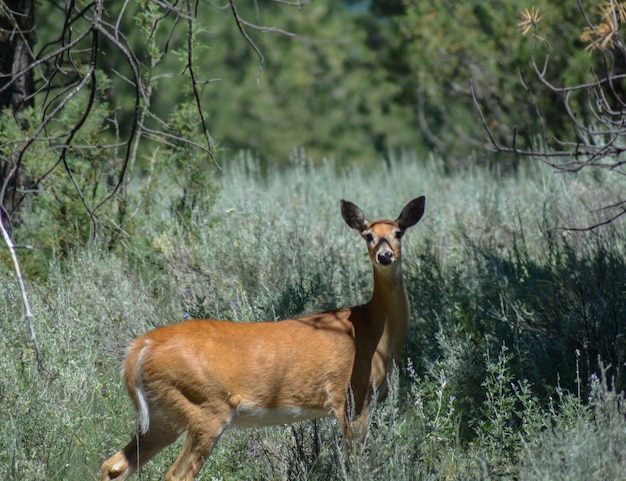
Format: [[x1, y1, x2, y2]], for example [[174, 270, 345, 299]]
[[1, 151, 624, 480]]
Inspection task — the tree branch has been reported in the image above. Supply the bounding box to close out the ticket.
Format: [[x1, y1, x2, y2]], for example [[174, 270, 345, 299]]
[[0, 206, 43, 371]]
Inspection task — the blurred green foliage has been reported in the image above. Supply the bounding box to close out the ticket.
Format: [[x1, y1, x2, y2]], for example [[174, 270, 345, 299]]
[[10, 1, 622, 172], [146, 1, 421, 166], [365, 0, 606, 166], [30, 0, 609, 170], [4, 0, 623, 276]]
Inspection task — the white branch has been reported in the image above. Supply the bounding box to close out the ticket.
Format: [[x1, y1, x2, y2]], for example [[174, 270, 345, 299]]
[[0, 209, 43, 371]]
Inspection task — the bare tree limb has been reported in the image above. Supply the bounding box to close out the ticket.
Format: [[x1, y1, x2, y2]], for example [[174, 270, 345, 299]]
[[184, 0, 219, 169], [229, 0, 264, 86], [555, 204, 626, 231], [0, 206, 43, 371]]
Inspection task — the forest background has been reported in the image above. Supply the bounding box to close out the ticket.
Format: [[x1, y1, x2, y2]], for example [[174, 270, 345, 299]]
[[1, 0, 626, 480]]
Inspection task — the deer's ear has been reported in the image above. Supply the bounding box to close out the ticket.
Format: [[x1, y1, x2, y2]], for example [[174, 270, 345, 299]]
[[341, 200, 369, 233], [396, 196, 425, 233]]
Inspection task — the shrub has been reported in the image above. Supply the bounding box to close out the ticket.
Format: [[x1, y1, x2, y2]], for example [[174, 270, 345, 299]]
[[2, 153, 625, 479]]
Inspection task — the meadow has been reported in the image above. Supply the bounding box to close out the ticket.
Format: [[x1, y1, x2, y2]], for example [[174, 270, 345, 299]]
[[1, 152, 625, 480]]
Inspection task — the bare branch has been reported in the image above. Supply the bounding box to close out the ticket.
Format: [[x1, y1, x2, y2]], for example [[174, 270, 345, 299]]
[[183, 0, 219, 169], [229, 0, 264, 86], [555, 205, 626, 231], [270, 0, 311, 6], [0, 207, 43, 371]]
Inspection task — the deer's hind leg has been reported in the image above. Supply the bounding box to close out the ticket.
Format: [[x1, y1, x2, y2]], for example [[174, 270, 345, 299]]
[[164, 406, 234, 481], [101, 423, 181, 481]]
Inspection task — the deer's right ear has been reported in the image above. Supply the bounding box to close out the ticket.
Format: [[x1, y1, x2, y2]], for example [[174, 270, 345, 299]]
[[341, 200, 369, 233]]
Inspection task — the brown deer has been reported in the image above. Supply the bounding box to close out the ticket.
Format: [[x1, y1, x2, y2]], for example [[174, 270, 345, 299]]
[[101, 196, 425, 481]]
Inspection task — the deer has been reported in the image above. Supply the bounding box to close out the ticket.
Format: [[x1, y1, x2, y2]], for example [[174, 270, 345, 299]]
[[101, 196, 425, 481]]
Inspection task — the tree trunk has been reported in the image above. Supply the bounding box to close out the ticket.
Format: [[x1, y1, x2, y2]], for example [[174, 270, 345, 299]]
[[0, 0, 35, 112], [0, 0, 36, 216]]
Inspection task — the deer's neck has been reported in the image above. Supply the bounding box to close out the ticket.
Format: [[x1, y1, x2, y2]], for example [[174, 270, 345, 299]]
[[365, 264, 410, 357]]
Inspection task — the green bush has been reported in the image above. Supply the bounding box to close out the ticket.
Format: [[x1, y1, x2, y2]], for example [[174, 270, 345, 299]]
[[520, 366, 626, 481], [1, 153, 625, 480], [364, 1, 609, 165]]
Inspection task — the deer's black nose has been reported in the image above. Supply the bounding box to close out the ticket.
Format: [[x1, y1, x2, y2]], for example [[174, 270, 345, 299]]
[[377, 250, 394, 265]]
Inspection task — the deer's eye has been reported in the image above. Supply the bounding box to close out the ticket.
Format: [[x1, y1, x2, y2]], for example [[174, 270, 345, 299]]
[[363, 233, 375, 244]]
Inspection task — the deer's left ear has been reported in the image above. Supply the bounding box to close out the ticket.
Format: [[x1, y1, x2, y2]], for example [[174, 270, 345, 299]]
[[396, 196, 425, 233], [341, 200, 369, 233]]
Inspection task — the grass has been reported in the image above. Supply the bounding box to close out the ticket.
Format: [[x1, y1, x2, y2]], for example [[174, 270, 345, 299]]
[[0, 151, 625, 480]]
